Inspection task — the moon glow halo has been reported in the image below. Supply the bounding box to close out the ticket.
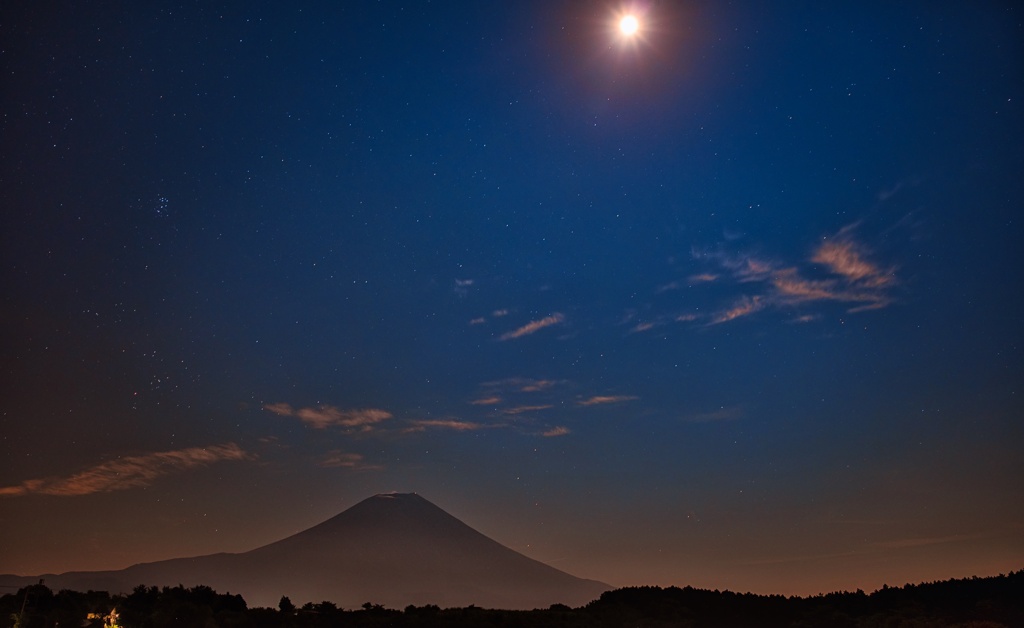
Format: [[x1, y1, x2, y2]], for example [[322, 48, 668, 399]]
[[619, 14, 640, 36]]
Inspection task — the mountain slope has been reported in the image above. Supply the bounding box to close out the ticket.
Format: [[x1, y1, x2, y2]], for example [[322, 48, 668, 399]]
[[4, 493, 610, 609]]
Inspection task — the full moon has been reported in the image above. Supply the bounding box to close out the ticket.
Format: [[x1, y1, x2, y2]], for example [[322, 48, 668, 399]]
[[619, 15, 639, 36]]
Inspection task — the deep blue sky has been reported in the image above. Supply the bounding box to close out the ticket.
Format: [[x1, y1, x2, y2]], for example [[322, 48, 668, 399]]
[[2, 1, 1022, 596]]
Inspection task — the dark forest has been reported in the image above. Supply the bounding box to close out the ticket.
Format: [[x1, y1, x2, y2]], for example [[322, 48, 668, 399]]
[[4, 570, 1022, 628]]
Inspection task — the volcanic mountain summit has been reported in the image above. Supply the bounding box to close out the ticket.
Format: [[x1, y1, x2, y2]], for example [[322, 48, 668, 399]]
[[5, 493, 611, 609]]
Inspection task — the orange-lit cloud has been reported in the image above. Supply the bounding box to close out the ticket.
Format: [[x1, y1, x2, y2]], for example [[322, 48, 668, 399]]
[[0, 444, 250, 498], [695, 229, 897, 324], [265, 403, 392, 430], [263, 402, 294, 416], [407, 419, 487, 432], [688, 273, 719, 284], [772, 267, 890, 310], [520, 379, 556, 392], [732, 257, 776, 282], [319, 451, 383, 471], [471, 308, 512, 325], [771, 269, 841, 302], [577, 395, 638, 406], [812, 240, 893, 287], [499, 313, 565, 340], [709, 295, 765, 325], [541, 426, 571, 437], [502, 404, 554, 415], [469, 396, 502, 406]]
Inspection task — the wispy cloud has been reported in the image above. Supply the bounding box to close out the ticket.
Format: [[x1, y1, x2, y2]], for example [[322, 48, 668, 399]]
[[454, 278, 474, 296], [502, 404, 554, 415], [319, 451, 383, 471], [541, 426, 571, 437], [693, 248, 776, 283], [790, 313, 820, 324], [577, 395, 638, 407], [469, 396, 503, 406], [812, 239, 894, 289], [708, 295, 765, 325], [772, 265, 891, 311], [263, 402, 294, 416], [688, 273, 719, 284], [629, 321, 658, 334], [0, 444, 250, 497], [499, 313, 565, 340], [716, 255, 777, 283], [481, 378, 558, 393], [265, 403, 392, 431], [771, 269, 840, 303], [697, 227, 896, 324], [406, 418, 487, 432], [470, 308, 511, 326], [520, 379, 556, 392]]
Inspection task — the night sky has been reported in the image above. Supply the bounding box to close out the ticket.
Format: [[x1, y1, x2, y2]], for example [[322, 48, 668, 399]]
[[2, 1, 1022, 597]]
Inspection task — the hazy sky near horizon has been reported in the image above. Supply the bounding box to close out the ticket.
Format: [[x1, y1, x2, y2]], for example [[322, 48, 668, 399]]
[[2, 1, 1022, 598]]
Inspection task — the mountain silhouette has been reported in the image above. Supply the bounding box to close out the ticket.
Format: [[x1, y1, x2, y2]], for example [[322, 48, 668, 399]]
[[3, 493, 611, 609]]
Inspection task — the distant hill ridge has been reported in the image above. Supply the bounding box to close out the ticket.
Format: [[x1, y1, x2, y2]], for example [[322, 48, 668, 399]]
[[1, 493, 611, 609]]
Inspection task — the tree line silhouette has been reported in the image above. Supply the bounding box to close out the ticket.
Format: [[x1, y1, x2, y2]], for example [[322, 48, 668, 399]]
[[3, 570, 1021, 627]]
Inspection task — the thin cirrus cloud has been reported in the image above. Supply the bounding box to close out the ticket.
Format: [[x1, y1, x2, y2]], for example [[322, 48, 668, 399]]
[[479, 377, 558, 393], [468, 308, 510, 326], [453, 278, 474, 296], [0, 443, 250, 498], [709, 295, 766, 325], [773, 237, 894, 310], [577, 395, 639, 406], [519, 379, 557, 392], [405, 418, 488, 432], [499, 313, 565, 340], [319, 451, 383, 471], [700, 229, 896, 324], [716, 255, 776, 283], [688, 273, 719, 284], [629, 321, 659, 334], [264, 402, 392, 431], [812, 239, 893, 287], [771, 268, 890, 311], [541, 426, 571, 437], [502, 404, 555, 415]]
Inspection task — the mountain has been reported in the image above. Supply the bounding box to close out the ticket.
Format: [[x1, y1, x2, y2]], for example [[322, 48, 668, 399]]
[[2, 493, 611, 609]]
